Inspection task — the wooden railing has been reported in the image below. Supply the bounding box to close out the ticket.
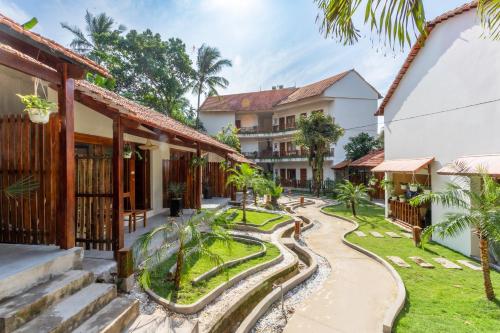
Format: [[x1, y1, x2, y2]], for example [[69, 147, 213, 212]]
[[389, 200, 423, 228]]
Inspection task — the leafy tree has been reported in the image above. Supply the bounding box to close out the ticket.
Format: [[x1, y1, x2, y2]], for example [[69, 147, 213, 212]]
[[192, 44, 232, 126], [410, 171, 500, 301], [214, 124, 241, 152], [295, 112, 344, 197], [133, 211, 230, 294], [336, 180, 369, 216], [226, 163, 255, 222], [344, 132, 380, 161], [315, 0, 500, 49]]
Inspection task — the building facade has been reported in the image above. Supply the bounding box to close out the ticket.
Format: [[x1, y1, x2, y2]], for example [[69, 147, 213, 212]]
[[200, 69, 381, 188], [374, 2, 500, 257]]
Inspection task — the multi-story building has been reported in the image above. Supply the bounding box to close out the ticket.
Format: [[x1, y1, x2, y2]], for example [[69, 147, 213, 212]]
[[200, 69, 381, 188]]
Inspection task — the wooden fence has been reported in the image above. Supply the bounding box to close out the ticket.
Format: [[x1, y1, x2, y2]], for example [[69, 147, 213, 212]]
[[0, 114, 59, 245], [389, 200, 423, 228], [202, 162, 227, 197], [75, 153, 114, 250]]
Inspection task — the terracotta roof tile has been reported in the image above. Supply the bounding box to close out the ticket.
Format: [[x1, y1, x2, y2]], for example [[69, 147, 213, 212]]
[[332, 159, 351, 170], [75, 80, 245, 157], [0, 13, 110, 77], [278, 70, 352, 105], [200, 88, 297, 112], [350, 149, 384, 168], [0, 42, 57, 73], [376, 1, 478, 116]]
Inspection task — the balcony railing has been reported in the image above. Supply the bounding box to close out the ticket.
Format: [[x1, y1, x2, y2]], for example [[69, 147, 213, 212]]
[[237, 125, 297, 135], [242, 149, 334, 160]]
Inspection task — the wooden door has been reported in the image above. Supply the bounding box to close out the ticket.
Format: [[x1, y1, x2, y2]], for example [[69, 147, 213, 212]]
[[279, 142, 286, 157], [280, 169, 286, 180], [134, 149, 150, 210]]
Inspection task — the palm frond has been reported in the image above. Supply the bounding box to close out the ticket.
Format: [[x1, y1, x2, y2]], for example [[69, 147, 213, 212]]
[[3, 176, 39, 199], [479, 0, 500, 40]]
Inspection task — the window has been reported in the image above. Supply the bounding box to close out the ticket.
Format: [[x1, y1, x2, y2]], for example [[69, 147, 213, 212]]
[[286, 115, 295, 129], [287, 169, 297, 180]]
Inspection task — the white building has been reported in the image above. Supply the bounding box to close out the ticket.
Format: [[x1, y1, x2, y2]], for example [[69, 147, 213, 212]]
[[373, 2, 500, 257], [200, 69, 381, 188]]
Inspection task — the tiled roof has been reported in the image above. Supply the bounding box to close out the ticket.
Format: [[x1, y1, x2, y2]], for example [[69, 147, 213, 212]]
[[277, 70, 351, 105], [200, 88, 297, 112], [350, 149, 384, 168], [0, 13, 110, 77], [75, 80, 250, 160], [376, 1, 478, 116], [332, 159, 351, 170], [0, 42, 57, 73]]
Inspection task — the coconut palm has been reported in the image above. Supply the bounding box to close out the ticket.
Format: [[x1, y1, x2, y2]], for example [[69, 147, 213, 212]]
[[410, 171, 500, 301], [61, 11, 126, 59], [295, 112, 344, 197], [192, 44, 232, 127], [336, 180, 369, 217], [315, 0, 500, 48], [133, 211, 231, 294], [226, 163, 255, 222]]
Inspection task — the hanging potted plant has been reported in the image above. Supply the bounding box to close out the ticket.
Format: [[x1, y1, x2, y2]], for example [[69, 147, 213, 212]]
[[422, 186, 431, 195], [400, 182, 408, 190], [123, 144, 133, 159], [16, 94, 56, 124], [409, 182, 419, 192], [189, 155, 207, 169], [399, 194, 406, 203], [368, 176, 378, 187], [169, 182, 185, 217]]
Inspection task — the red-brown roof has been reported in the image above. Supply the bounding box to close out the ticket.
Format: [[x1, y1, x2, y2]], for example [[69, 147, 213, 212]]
[[372, 157, 434, 173], [75, 81, 253, 162], [200, 88, 297, 112], [332, 159, 351, 170], [350, 150, 384, 168], [376, 1, 478, 116], [0, 13, 110, 77], [277, 70, 351, 105]]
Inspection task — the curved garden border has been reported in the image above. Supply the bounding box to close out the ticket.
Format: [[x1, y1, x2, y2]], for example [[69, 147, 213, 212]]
[[230, 217, 295, 234], [145, 235, 284, 315], [320, 204, 406, 333]]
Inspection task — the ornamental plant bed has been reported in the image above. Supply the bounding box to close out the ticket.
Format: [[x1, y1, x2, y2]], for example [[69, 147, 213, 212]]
[[322, 201, 500, 333], [221, 208, 293, 232], [147, 238, 281, 305]]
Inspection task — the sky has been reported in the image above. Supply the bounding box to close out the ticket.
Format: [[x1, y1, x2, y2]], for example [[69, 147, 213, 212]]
[[1, 0, 469, 106]]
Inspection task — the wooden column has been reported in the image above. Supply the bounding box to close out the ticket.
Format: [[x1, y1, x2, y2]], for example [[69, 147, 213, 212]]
[[57, 64, 75, 249], [229, 160, 237, 201], [195, 144, 202, 210], [113, 116, 124, 251]]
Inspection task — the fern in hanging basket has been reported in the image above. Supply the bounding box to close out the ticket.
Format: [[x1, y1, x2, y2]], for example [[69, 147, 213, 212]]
[[16, 94, 56, 124], [189, 155, 207, 169]]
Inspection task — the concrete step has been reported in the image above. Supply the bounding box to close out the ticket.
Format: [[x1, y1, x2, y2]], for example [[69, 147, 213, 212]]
[[14, 283, 116, 333], [0, 270, 93, 333], [0, 246, 83, 302], [74, 297, 139, 333]]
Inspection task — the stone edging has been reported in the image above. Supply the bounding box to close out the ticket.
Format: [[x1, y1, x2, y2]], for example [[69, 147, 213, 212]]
[[235, 233, 318, 333], [236, 214, 283, 227], [319, 205, 406, 333], [145, 240, 284, 314], [191, 236, 267, 285], [230, 217, 295, 234]]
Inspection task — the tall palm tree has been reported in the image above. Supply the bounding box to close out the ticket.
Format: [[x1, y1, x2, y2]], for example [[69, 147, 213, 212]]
[[315, 0, 500, 49], [226, 163, 255, 222], [410, 171, 500, 301], [295, 112, 344, 197], [192, 44, 232, 127], [61, 11, 126, 60], [336, 180, 369, 217]]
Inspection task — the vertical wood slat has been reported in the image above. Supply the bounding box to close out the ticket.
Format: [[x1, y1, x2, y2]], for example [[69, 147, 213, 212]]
[[202, 162, 228, 198], [389, 199, 422, 228]]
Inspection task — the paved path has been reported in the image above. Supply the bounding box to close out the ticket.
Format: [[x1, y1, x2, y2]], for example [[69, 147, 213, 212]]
[[283, 198, 398, 333]]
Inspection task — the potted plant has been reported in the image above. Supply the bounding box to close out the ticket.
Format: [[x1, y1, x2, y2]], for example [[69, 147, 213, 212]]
[[368, 176, 378, 187], [390, 192, 398, 201], [189, 155, 207, 169], [123, 144, 143, 160], [409, 182, 419, 192], [422, 186, 431, 195], [399, 194, 406, 203], [400, 182, 408, 190], [168, 182, 185, 217], [16, 94, 56, 124]]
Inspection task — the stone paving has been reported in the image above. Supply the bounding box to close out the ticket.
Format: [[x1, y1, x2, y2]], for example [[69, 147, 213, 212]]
[[282, 198, 398, 333]]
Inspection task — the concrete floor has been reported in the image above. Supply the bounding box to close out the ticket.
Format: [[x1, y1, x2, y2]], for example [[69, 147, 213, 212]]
[[283, 198, 398, 333]]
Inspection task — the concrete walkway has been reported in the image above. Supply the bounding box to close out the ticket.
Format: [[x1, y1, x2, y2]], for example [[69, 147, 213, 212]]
[[283, 198, 398, 333]]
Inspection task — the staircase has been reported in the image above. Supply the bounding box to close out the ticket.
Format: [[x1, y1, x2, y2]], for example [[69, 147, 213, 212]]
[[0, 246, 138, 333]]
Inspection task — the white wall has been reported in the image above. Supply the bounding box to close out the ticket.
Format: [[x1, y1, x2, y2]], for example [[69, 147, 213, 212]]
[[236, 113, 258, 128], [199, 111, 235, 135], [383, 9, 500, 256]]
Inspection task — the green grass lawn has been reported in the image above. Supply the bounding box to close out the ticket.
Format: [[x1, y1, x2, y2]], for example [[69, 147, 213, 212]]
[[149, 237, 281, 304], [223, 208, 293, 231], [323, 201, 500, 333]]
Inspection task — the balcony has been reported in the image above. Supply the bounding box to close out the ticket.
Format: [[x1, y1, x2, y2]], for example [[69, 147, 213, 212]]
[[236, 125, 298, 138], [242, 149, 334, 162]]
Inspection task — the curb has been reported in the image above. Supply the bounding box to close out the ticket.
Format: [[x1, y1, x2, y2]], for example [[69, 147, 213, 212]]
[[231, 218, 295, 234], [319, 205, 406, 333]]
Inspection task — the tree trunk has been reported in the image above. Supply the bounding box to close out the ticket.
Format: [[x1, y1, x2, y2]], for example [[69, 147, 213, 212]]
[[196, 86, 202, 128], [351, 199, 357, 217], [242, 186, 247, 223], [173, 241, 184, 291], [271, 196, 278, 209], [479, 237, 495, 300]]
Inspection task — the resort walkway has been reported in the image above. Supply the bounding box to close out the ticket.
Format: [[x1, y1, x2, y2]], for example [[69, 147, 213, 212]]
[[283, 198, 398, 333]]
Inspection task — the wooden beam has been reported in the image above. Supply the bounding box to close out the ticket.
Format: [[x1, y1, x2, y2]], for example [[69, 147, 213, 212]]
[[112, 116, 125, 251], [57, 64, 75, 249], [124, 126, 162, 141], [75, 132, 113, 146], [0, 46, 61, 84]]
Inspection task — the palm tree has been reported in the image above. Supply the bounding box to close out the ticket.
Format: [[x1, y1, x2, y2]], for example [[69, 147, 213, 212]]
[[226, 163, 255, 222], [61, 11, 126, 60], [295, 112, 344, 197], [315, 0, 500, 49], [336, 180, 369, 217], [265, 179, 284, 209], [133, 211, 230, 294], [410, 171, 500, 301], [192, 44, 232, 127]]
